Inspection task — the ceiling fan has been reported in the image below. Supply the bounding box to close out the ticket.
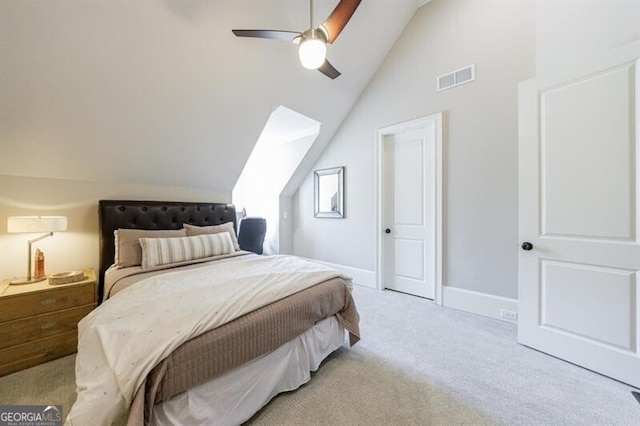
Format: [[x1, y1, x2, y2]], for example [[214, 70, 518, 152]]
[[232, 0, 362, 79]]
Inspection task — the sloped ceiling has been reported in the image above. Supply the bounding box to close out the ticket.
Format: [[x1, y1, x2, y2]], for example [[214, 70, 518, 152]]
[[0, 0, 419, 192]]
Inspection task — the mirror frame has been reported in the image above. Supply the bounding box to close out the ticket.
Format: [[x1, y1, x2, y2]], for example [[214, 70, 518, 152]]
[[314, 166, 344, 218]]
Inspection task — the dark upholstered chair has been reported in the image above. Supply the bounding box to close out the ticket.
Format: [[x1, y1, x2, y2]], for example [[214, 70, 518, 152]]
[[238, 217, 266, 255]]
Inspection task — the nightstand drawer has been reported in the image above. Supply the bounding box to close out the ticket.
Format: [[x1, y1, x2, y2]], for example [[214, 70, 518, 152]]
[[0, 305, 94, 349], [0, 283, 95, 322], [0, 330, 77, 377]]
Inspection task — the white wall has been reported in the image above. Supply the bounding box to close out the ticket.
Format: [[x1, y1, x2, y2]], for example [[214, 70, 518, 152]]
[[233, 131, 316, 254], [536, 0, 639, 87], [0, 175, 228, 281], [293, 0, 536, 299], [0, 1, 417, 193], [279, 195, 294, 255]]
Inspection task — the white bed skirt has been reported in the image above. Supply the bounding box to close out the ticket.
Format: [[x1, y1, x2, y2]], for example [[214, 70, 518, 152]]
[[152, 316, 345, 426]]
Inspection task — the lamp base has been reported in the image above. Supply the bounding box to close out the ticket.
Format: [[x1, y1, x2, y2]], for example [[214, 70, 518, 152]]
[[9, 276, 47, 285]]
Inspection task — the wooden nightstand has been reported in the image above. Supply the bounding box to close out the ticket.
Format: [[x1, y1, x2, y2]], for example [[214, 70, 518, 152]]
[[0, 269, 97, 377]]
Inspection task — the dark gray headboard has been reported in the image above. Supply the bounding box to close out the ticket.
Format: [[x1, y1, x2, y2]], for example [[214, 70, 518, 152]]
[[98, 200, 237, 302]]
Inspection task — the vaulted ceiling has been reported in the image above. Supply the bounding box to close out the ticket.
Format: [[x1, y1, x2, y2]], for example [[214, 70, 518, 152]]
[[0, 0, 420, 192]]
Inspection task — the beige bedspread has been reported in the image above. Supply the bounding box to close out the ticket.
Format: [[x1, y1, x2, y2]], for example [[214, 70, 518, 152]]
[[128, 276, 359, 425], [68, 255, 359, 426]]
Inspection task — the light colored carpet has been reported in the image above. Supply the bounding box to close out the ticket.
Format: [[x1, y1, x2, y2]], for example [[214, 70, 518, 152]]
[[1, 286, 638, 425]]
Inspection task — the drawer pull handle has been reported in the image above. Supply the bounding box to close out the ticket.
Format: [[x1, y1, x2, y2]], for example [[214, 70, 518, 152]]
[[41, 321, 57, 330], [43, 346, 55, 356], [40, 298, 56, 306]]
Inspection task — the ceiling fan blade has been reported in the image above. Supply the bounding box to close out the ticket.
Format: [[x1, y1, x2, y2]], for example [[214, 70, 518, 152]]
[[232, 29, 301, 42], [318, 59, 341, 79], [321, 0, 362, 44]]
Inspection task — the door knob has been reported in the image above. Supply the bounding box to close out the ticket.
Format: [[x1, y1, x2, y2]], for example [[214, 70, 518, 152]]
[[521, 242, 533, 251], [385, 228, 391, 234]]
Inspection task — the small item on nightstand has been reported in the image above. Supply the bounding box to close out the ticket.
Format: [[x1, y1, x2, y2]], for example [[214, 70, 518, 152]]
[[49, 270, 86, 285], [34, 249, 45, 279]]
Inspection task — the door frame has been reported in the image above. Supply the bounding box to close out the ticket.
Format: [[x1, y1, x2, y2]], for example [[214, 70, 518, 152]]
[[375, 112, 444, 304]]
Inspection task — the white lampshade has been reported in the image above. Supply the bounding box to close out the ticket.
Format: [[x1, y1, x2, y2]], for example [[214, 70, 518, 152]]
[[7, 216, 68, 233], [298, 37, 327, 70]]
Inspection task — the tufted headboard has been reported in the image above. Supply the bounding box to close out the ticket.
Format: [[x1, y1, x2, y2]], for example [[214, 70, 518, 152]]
[[98, 200, 237, 302]]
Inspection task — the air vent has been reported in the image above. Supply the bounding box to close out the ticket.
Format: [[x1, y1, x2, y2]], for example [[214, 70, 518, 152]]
[[437, 64, 475, 92], [437, 73, 456, 91]]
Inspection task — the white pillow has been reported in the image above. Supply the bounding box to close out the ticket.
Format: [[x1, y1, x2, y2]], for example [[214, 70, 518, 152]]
[[139, 232, 235, 270]]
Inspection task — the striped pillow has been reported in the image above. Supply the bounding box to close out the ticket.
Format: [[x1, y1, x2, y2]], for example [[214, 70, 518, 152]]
[[183, 222, 240, 251], [114, 228, 187, 268], [139, 232, 235, 270]]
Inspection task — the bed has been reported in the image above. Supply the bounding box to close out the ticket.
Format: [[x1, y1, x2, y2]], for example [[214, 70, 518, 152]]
[[66, 200, 360, 426]]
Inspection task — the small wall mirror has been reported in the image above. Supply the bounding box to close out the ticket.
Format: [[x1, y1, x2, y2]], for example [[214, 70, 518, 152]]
[[314, 166, 344, 218]]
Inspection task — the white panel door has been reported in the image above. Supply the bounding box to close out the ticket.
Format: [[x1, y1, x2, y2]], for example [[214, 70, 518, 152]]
[[382, 121, 436, 299], [518, 61, 640, 387]]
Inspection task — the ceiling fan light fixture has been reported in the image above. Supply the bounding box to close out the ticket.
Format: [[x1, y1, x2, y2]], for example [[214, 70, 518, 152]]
[[232, 0, 361, 79], [298, 31, 326, 70]]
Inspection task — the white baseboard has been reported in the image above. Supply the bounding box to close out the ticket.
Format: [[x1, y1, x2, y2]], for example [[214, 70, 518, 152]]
[[442, 285, 518, 323], [301, 259, 516, 322], [304, 259, 376, 289]]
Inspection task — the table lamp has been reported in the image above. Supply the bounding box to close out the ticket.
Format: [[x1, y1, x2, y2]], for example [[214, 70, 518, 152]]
[[7, 216, 68, 285]]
